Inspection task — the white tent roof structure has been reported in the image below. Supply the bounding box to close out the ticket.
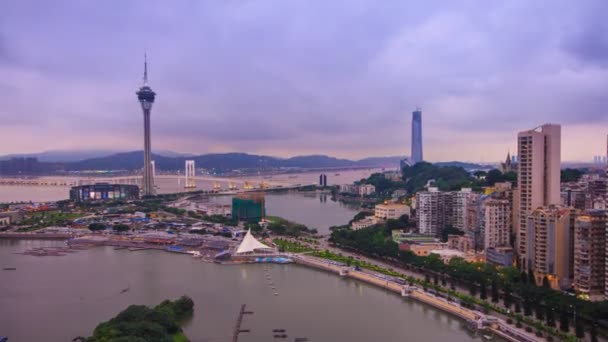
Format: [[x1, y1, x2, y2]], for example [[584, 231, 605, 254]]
[[235, 229, 275, 255]]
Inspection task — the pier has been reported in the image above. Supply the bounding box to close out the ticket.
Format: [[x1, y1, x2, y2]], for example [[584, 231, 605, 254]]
[[232, 304, 253, 342]]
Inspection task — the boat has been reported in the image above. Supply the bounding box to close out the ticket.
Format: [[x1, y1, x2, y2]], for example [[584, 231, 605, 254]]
[[288, 175, 298, 179], [334, 173, 340, 176], [273, 334, 287, 338], [483, 334, 493, 340], [273, 329, 286, 333], [3, 267, 16, 271], [273, 292, 279, 296], [120, 287, 130, 294]]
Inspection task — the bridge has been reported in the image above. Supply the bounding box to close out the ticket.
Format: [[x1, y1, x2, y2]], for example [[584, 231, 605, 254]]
[[0, 175, 314, 191]]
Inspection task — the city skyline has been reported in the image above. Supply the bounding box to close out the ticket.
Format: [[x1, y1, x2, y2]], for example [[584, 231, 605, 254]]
[[1, 1, 607, 161]]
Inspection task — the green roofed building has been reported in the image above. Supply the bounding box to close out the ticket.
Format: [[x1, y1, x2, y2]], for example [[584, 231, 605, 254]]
[[232, 194, 265, 222]]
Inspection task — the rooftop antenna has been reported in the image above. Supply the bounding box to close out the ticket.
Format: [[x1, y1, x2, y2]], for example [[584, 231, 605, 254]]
[[143, 52, 148, 86]]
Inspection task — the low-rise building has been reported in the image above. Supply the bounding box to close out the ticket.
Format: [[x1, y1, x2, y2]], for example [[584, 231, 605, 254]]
[[70, 183, 140, 202], [375, 203, 410, 220], [447, 234, 474, 253], [339, 184, 358, 194], [0, 216, 10, 227], [359, 184, 376, 197], [486, 246, 514, 267], [351, 217, 378, 231]]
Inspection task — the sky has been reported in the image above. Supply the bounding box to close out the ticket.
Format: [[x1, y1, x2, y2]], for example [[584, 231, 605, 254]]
[[1, 0, 607, 162]]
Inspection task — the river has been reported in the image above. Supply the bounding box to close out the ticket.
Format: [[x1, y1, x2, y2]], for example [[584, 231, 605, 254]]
[[0, 240, 492, 342]]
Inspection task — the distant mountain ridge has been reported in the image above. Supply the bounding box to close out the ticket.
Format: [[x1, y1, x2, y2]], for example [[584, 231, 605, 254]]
[[0, 149, 193, 162], [61, 152, 404, 172]]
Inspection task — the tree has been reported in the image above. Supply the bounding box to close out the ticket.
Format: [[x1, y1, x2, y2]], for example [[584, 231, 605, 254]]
[[480, 282, 487, 300], [546, 307, 556, 327], [535, 305, 545, 321], [523, 299, 533, 316], [561, 168, 584, 183], [433, 273, 439, 285], [113, 224, 130, 233], [520, 271, 528, 284], [491, 278, 499, 303], [559, 309, 570, 332], [485, 169, 505, 186], [542, 276, 550, 288], [527, 270, 535, 285], [469, 282, 477, 296], [515, 301, 521, 313], [591, 321, 598, 342], [575, 317, 585, 339], [88, 223, 106, 231], [503, 284, 512, 308]]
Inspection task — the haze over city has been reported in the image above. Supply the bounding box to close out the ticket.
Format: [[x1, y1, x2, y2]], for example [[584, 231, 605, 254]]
[[1, 0, 607, 160]]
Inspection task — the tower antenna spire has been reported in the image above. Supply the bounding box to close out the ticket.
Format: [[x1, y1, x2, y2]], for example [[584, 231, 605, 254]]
[[143, 52, 148, 86]]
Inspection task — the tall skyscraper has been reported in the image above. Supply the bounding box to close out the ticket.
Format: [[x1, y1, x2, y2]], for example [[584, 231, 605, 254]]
[[411, 108, 423, 164], [136, 55, 156, 196], [517, 124, 561, 268]]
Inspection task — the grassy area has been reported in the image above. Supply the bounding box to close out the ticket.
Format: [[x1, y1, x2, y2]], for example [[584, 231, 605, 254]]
[[172, 332, 189, 342], [311, 250, 402, 277], [273, 239, 315, 253], [16, 210, 87, 231]]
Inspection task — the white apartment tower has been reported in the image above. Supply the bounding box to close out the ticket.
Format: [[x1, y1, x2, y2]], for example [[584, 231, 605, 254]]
[[517, 124, 561, 269], [416, 187, 448, 236]]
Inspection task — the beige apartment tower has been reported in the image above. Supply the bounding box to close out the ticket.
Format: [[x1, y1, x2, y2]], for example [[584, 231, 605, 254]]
[[517, 124, 561, 269], [525, 206, 572, 289], [484, 198, 512, 249], [574, 211, 606, 298]]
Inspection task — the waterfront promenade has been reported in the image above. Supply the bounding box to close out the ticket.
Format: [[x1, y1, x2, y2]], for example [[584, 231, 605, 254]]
[[292, 254, 540, 342]]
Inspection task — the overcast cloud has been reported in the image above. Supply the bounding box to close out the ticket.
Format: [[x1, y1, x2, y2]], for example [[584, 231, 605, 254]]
[[0, 0, 607, 161]]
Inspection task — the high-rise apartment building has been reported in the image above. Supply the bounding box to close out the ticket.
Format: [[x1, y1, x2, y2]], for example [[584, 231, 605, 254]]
[[525, 206, 572, 289], [416, 188, 442, 236], [517, 124, 561, 269], [416, 187, 451, 236], [574, 210, 607, 298], [411, 108, 423, 164], [452, 188, 479, 231], [484, 198, 512, 249]]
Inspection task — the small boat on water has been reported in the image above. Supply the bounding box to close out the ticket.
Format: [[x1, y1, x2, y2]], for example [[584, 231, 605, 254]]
[[3, 267, 16, 271], [120, 287, 130, 294], [273, 334, 287, 338], [273, 292, 279, 296], [273, 329, 286, 333], [483, 334, 493, 340]]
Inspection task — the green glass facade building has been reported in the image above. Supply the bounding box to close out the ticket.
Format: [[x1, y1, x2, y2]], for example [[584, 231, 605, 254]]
[[232, 195, 265, 222]]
